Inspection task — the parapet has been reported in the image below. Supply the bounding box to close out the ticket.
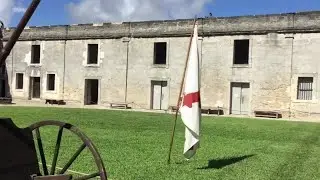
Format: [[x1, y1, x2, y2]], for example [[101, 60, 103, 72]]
[[3, 11, 320, 41]]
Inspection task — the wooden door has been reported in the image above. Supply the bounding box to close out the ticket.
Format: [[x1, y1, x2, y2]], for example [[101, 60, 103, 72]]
[[152, 81, 162, 109], [32, 77, 40, 98], [160, 81, 168, 110], [151, 81, 168, 110], [240, 83, 250, 115], [231, 83, 250, 115], [231, 83, 242, 114]]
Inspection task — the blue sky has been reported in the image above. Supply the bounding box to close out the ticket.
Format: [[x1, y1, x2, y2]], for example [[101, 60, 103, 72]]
[[8, 0, 320, 27]]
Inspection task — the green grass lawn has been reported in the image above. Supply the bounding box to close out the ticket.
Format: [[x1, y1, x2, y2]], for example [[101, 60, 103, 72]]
[[1, 106, 320, 180]]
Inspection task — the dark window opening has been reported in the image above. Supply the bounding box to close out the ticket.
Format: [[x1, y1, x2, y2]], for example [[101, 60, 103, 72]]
[[84, 79, 99, 105], [297, 77, 313, 100], [16, 73, 23, 89], [31, 45, 40, 64], [233, 39, 249, 64], [47, 74, 55, 91], [0, 79, 5, 97], [153, 42, 167, 64], [87, 44, 98, 64]]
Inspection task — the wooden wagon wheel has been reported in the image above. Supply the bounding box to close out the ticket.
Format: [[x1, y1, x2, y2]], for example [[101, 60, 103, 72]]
[[28, 120, 108, 180]]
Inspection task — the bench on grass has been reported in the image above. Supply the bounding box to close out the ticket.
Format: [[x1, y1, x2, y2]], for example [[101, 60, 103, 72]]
[[168, 105, 178, 112], [254, 110, 281, 118], [45, 99, 66, 105], [110, 102, 129, 109], [168, 106, 223, 115], [0, 97, 12, 104]]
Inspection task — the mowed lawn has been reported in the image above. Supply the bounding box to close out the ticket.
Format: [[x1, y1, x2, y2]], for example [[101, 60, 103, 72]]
[[1, 106, 320, 180]]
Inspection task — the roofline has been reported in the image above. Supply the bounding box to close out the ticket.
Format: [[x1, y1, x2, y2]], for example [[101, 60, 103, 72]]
[[3, 10, 320, 40]]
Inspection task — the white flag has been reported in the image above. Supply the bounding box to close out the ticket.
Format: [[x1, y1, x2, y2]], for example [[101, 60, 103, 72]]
[[179, 22, 201, 160]]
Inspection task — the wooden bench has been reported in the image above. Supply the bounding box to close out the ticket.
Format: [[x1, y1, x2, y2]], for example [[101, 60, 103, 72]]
[[168, 106, 223, 115], [110, 103, 129, 109], [0, 97, 12, 104], [254, 110, 281, 118], [208, 106, 224, 115], [168, 106, 178, 112], [201, 106, 224, 115], [45, 99, 66, 105]]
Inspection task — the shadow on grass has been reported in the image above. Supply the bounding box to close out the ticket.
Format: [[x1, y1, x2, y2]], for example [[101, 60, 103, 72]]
[[198, 154, 255, 170]]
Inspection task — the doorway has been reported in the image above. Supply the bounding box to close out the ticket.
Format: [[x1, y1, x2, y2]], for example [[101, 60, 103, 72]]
[[151, 80, 168, 110], [0, 79, 5, 97], [230, 82, 250, 115], [84, 79, 99, 105], [29, 77, 40, 99]]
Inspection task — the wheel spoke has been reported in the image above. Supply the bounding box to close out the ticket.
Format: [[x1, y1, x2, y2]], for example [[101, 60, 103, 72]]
[[51, 126, 64, 175], [35, 128, 49, 175], [74, 172, 100, 180], [29, 121, 107, 179], [59, 143, 86, 174]]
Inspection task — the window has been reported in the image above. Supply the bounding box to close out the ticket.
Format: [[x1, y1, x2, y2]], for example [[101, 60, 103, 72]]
[[297, 77, 313, 100], [16, 73, 23, 89], [233, 39, 249, 64], [87, 44, 98, 64], [153, 42, 167, 65], [31, 45, 40, 64], [47, 74, 55, 91]]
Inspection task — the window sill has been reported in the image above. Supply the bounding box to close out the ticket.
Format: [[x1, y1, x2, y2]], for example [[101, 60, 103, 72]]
[[152, 64, 168, 69], [29, 64, 41, 67], [85, 64, 100, 68], [232, 64, 250, 68], [292, 99, 317, 104], [15, 89, 24, 92], [45, 90, 56, 93]]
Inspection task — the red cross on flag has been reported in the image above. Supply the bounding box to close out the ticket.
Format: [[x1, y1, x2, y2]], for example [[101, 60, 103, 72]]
[[179, 21, 201, 160]]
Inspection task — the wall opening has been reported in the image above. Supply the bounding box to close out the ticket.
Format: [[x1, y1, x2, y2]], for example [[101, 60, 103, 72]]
[[16, 73, 23, 89], [297, 77, 313, 100], [150, 80, 168, 110], [31, 45, 40, 64], [230, 82, 250, 115], [47, 74, 55, 91], [29, 77, 40, 99], [153, 42, 167, 64], [87, 44, 98, 64], [84, 79, 99, 105], [0, 62, 12, 100], [233, 39, 249, 64], [0, 79, 5, 97]]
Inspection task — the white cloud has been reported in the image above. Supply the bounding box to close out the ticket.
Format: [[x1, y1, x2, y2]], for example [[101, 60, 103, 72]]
[[0, 0, 27, 26], [13, 6, 26, 13], [67, 0, 213, 24], [0, 0, 15, 26]]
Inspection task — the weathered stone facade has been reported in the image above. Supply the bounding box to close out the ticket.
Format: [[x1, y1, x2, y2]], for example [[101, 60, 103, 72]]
[[2, 11, 320, 120]]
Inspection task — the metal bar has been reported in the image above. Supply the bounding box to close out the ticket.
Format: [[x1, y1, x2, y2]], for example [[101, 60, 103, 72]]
[[32, 174, 72, 180], [59, 143, 86, 174], [51, 127, 64, 175], [36, 128, 49, 175], [74, 172, 100, 180], [0, 0, 41, 67]]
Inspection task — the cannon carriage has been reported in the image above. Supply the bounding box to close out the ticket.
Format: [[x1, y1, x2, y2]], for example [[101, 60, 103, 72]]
[[0, 1, 108, 179]]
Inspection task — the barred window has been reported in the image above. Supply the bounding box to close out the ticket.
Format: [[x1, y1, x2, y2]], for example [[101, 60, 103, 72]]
[[297, 77, 313, 100]]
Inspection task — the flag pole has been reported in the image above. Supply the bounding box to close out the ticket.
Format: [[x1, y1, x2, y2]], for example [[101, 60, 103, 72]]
[[167, 17, 197, 164]]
